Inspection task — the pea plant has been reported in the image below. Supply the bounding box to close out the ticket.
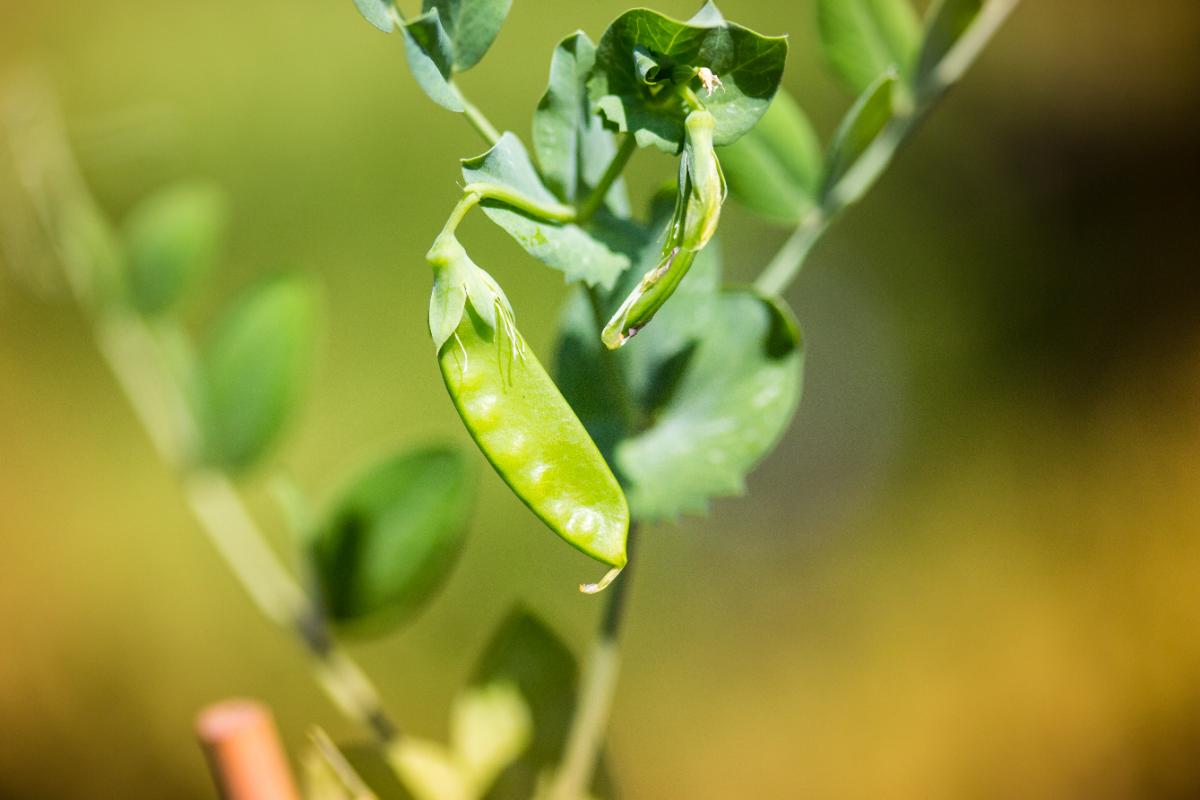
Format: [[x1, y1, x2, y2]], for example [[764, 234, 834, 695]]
[[0, 0, 1014, 797]]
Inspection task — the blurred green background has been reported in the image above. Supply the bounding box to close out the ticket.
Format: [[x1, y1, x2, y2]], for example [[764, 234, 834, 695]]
[[3, 1, 1200, 797]]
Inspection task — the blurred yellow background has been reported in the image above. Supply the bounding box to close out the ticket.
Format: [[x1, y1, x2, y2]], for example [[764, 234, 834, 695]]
[[3, 1, 1200, 797]]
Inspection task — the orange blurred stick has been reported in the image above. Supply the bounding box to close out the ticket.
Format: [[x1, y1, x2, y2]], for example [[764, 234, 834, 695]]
[[196, 699, 300, 800]]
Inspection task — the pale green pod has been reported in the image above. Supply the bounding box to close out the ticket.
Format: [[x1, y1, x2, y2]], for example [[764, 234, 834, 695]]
[[601, 109, 725, 349], [438, 298, 629, 569]]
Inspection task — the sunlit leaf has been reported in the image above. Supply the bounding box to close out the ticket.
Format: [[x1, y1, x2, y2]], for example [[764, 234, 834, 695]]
[[123, 181, 227, 317], [717, 88, 823, 225], [400, 9, 465, 112], [816, 0, 920, 94], [461, 134, 634, 289], [532, 32, 629, 215], [616, 291, 802, 520], [424, 0, 513, 71], [352, 0, 395, 32], [197, 274, 318, 472], [451, 682, 532, 792], [590, 7, 787, 152], [310, 446, 474, 632]]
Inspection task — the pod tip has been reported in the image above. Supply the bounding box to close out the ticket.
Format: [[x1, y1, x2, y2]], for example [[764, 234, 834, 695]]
[[580, 565, 623, 595]]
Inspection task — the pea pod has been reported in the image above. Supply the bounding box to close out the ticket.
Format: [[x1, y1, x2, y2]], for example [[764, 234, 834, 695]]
[[428, 235, 629, 574], [602, 108, 725, 349]]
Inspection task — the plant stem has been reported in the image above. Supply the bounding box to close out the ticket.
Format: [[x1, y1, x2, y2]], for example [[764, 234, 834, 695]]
[[548, 527, 638, 800], [575, 135, 638, 224], [585, 285, 640, 432], [753, 0, 1020, 296], [461, 181, 576, 223], [96, 313, 408, 763], [460, 93, 502, 148]]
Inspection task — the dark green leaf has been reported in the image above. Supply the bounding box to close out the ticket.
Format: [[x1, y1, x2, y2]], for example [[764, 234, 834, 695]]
[[352, 0, 395, 32], [400, 8, 465, 112], [821, 69, 896, 205], [198, 274, 318, 472], [916, 0, 983, 88], [123, 182, 228, 317], [424, 0, 512, 71], [590, 8, 788, 152], [311, 446, 474, 632], [340, 744, 416, 799], [532, 32, 630, 215], [470, 608, 615, 800], [616, 291, 803, 520], [717, 88, 823, 225], [816, 0, 920, 94], [461, 134, 633, 289]]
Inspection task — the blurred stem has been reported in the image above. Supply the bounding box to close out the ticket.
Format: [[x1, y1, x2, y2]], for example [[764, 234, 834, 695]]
[[576, 135, 637, 224], [549, 528, 637, 800], [6, 78, 413, 779], [96, 313, 408, 765], [585, 285, 640, 432], [754, 0, 1020, 296]]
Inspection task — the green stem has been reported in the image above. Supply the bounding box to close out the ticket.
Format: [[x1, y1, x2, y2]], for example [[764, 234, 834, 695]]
[[461, 181, 576, 223], [576, 135, 638, 224], [753, 0, 1020, 296], [752, 210, 827, 297], [4, 80, 411, 777], [585, 286, 640, 431], [460, 93, 502, 148], [548, 527, 638, 800]]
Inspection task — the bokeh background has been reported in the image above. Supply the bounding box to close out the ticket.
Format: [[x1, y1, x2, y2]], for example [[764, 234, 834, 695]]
[[3, 1, 1200, 797]]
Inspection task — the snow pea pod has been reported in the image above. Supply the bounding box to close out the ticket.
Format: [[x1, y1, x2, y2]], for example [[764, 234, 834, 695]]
[[429, 236, 629, 573], [602, 109, 725, 349]]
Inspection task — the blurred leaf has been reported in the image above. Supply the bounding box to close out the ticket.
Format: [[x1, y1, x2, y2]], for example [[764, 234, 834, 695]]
[[451, 683, 532, 792], [915, 0, 983, 87], [352, 0, 395, 32], [717, 89, 823, 225], [461, 134, 633, 289], [532, 32, 629, 215], [617, 291, 803, 520], [394, 740, 470, 800], [821, 69, 896, 205], [424, 0, 512, 71], [816, 0, 920, 94], [470, 608, 615, 800], [590, 7, 787, 152], [123, 181, 228, 317], [310, 446, 474, 631], [198, 274, 318, 472], [400, 9, 465, 112]]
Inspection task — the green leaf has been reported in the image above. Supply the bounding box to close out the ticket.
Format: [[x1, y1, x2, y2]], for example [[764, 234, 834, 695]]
[[555, 214, 802, 522], [915, 0, 983, 88], [616, 291, 802, 520], [400, 8, 465, 112], [470, 608, 615, 800], [532, 32, 629, 215], [816, 0, 920, 94], [353, 0, 395, 32], [461, 134, 633, 290], [310, 446, 474, 632], [590, 8, 788, 153], [198, 274, 318, 472], [717, 88, 823, 225], [123, 181, 228, 317], [450, 682, 532, 793], [424, 0, 512, 71], [821, 69, 896, 207]]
